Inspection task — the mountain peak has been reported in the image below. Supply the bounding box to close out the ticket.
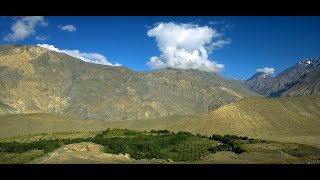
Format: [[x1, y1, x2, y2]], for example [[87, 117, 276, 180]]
[[298, 58, 320, 67], [245, 57, 320, 97], [246, 72, 271, 81]]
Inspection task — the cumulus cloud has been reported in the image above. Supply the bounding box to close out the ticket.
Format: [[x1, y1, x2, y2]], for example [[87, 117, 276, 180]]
[[59, 25, 77, 32], [256, 67, 275, 74], [37, 44, 121, 66], [4, 16, 47, 42], [147, 22, 230, 73]]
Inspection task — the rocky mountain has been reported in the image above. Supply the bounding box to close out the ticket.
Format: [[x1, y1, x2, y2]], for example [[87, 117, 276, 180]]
[[281, 66, 320, 97], [0, 44, 258, 120], [244, 58, 320, 97], [243, 72, 274, 96]]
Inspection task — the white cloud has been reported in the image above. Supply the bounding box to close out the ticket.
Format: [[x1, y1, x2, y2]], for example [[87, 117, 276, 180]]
[[38, 44, 59, 51], [4, 16, 47, 42], [208, 39, 231, 52], [37, 44, 121, 66], [256, 67, 275, 74], [147, 22, 229, 73], [35, 35, 48, 41], [59, 25, 77, 32]]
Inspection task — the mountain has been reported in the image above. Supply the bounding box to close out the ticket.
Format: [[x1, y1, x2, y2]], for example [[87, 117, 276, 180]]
[[170, 96, 320, 148], [281, 66, 320, 96], [243, 72, 274, 96], [229, 78, 246, 86], [244, 58, 320, 97], [0, 44, 258, 120]]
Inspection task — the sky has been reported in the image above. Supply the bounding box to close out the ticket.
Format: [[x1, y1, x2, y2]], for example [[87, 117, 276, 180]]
[[1, 16, 320, 79]]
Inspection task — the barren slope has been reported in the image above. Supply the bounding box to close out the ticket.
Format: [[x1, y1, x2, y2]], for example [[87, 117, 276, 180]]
[[0, 113, 195, 138], [171, 96, 320, 147], [0, 45, 258, 120]]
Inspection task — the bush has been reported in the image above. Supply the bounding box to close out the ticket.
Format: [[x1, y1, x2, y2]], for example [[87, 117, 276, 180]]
[[230, 135, 240, 139], [233, 145, 246, 154], [150, 129, 171, 134], [210, 134, 223, 141], [249, 139, 260, 144], [177, 131, 193, 136], [208, 146, 218, 153], [240, 136, 248, 140]]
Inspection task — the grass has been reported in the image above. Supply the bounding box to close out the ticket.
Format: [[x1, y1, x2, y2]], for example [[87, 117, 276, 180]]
[[161, 137, 217, 161], [0, 131, 100, 143], [282, 143, 320, 158], [0, 150, 45, 164], [2, 128, 320, 164]]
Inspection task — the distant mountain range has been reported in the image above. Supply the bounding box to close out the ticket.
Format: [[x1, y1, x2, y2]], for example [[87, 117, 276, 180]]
[[244, 58, 320, 97], [0, 45, 258, 120]]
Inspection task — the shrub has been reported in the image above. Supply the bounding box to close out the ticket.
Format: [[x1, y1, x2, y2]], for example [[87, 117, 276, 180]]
[[177, 131, 193, 136], [230, 135, 240, 139], [150, 129, 171, 134], [208, 146, 218, 153], [233, 145, 246, 154], [249, 139, 260, 144], [210, 134, 223, 141], [241, 136, 248, 140]]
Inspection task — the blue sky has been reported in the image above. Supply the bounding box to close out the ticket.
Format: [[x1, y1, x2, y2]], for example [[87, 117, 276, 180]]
[[1, 16, 320, 79]]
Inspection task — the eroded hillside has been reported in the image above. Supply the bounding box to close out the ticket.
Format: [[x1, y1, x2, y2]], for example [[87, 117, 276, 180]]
[[0, 45, 258, 120]]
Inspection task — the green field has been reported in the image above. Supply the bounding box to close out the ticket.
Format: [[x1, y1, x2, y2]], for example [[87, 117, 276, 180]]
[[1, 128, 320, 164], [0, 128, 265, 163]]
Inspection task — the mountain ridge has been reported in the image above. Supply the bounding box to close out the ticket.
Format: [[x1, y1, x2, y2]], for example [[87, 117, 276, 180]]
[[244, 57, 320, 97], [0, 44, 259, 120]]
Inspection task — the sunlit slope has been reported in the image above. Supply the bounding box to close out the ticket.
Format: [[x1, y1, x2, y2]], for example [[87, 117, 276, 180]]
[[102, 115, 198, 131], [0, 113, 107, 138], [0, 45, 259, 121], [170, 96, 320, 147], [0, 113, 195, 138], [281, 67, 320, 97]]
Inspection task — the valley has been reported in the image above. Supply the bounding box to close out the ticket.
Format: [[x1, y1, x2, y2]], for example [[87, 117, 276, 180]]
[[0, 45, 320, 164], [1, 128, 320, 164]]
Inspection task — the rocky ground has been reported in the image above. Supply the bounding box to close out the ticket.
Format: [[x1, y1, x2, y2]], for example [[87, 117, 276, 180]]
[[29, 142, 169, 164]]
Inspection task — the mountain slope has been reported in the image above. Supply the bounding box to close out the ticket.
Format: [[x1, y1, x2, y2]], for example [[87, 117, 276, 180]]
[[281, 67, 320, 97], [243, 72, 274, 96], [244, 58, 320, 97], [170, 96, 320, 147], [0, 45, 258, 120], [0, 113, 195, 138]]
